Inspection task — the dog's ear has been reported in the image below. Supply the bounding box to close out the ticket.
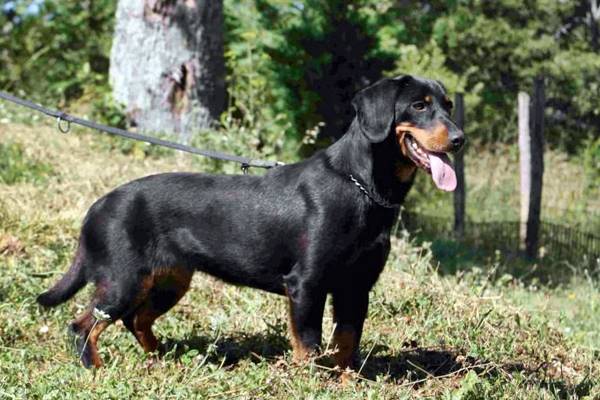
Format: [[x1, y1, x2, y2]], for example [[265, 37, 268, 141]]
[[352, 76, 411, 143]]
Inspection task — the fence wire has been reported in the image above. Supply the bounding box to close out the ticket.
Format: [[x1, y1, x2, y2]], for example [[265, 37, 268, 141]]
[[398, 211, 600, 269]]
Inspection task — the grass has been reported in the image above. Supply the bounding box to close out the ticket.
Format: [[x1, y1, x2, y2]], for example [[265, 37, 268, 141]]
[[0, 142, 54, 185], [0, 118, 599, 398]]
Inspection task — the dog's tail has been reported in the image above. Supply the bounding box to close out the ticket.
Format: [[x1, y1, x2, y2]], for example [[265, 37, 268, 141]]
[[37, 245, 88, 307]]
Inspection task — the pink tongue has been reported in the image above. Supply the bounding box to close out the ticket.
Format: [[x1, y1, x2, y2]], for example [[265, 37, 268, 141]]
[[428, 153, 457, 191]]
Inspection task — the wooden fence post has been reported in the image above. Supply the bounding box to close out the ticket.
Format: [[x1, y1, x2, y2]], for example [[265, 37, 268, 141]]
[[518, 77, 545, 259], [518, 91, 530, 254], [453, 93, 466, 238]]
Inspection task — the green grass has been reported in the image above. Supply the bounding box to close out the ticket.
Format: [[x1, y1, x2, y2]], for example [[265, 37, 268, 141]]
[[0, 142, 54, 185], [0, 122, 599, 398]]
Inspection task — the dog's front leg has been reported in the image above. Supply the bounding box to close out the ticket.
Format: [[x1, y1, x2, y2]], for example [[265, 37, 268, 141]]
[[329, 241, 389, 378], [284, 269, 327, 361]]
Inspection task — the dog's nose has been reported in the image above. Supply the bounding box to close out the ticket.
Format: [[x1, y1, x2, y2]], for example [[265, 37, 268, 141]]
[[451, 136, 465, 151]]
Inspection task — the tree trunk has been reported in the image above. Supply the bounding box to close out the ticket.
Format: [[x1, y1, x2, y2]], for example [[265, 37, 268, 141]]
[[590, 0, 600, 51], [109, 0, 226, 143]]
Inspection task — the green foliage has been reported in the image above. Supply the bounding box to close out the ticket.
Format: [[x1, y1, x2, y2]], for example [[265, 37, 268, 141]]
[[224, 0, 399, 153], [90, 89, 128, 130], [262, 1, 394, 143], [1, 0, 599, 154], [0, 142, 53, 184], [582, 136, 600, 191], [0, 0, 116, 105], [426, 0, 600, 150], [222, 0, 292, 160], [222, 0, 600, 152]]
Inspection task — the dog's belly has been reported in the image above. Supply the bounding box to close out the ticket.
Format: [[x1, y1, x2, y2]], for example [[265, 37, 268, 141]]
[[195, 259, 288, 295], [166, 226, 292, 295]]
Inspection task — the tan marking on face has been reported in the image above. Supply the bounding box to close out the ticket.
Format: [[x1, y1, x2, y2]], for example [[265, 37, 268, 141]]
[[395, 123, 413, 159], [424, 95, 433, 103], [395, 122, 452, 153], [396, 127, 409, 158], [395, 162, 417, 182], [444, 96, 453, 109]]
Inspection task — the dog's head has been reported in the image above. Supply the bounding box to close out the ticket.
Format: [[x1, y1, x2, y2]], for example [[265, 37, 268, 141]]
[[352, 75, 465, 191]]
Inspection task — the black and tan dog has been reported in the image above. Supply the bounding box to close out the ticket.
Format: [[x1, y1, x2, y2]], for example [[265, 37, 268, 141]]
[[37, 75, 464, 370]]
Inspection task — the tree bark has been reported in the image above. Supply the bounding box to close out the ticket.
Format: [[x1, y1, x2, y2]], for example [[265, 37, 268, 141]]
[[590, 0, 600, 51], [109, 0, 226, 143]]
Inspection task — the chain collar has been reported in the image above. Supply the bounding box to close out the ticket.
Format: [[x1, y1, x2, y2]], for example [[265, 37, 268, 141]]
[[348, 174, 399, 209]]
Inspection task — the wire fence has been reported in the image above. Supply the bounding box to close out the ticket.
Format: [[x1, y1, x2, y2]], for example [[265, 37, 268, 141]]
[[398, 211, 600, 269]]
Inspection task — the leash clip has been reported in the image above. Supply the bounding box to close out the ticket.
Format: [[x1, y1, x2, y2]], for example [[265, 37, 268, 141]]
[[56, 114, 71, 134]]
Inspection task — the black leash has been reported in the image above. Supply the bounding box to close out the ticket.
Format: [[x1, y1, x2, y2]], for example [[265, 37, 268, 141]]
[[0, 91, 283, 171]]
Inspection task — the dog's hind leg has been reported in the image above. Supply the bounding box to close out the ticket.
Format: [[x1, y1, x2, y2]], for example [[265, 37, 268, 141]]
[[122, 266, 193, 354], [69, 308, 110, 368], [69, 276, 141, 368]]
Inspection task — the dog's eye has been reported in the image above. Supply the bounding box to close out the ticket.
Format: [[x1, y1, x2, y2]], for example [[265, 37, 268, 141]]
[[411, 101, 427, 112]]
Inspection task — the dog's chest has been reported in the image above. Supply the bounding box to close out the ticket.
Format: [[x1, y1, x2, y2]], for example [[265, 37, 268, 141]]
[[335, 207, 395, 265]]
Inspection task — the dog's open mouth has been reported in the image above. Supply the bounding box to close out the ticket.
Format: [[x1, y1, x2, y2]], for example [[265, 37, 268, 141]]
[[401, 133, 457, 192]]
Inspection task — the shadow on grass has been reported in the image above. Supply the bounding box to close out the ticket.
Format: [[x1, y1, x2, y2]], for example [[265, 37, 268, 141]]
[[361, 345, 467, 380], [163, 332, 474, 381], [159, 333, 591, 398], [362, 345, 592, 398], [162, 330, 290, 366], [399, 211, 600, 282], [410, 234, 590, 287]]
